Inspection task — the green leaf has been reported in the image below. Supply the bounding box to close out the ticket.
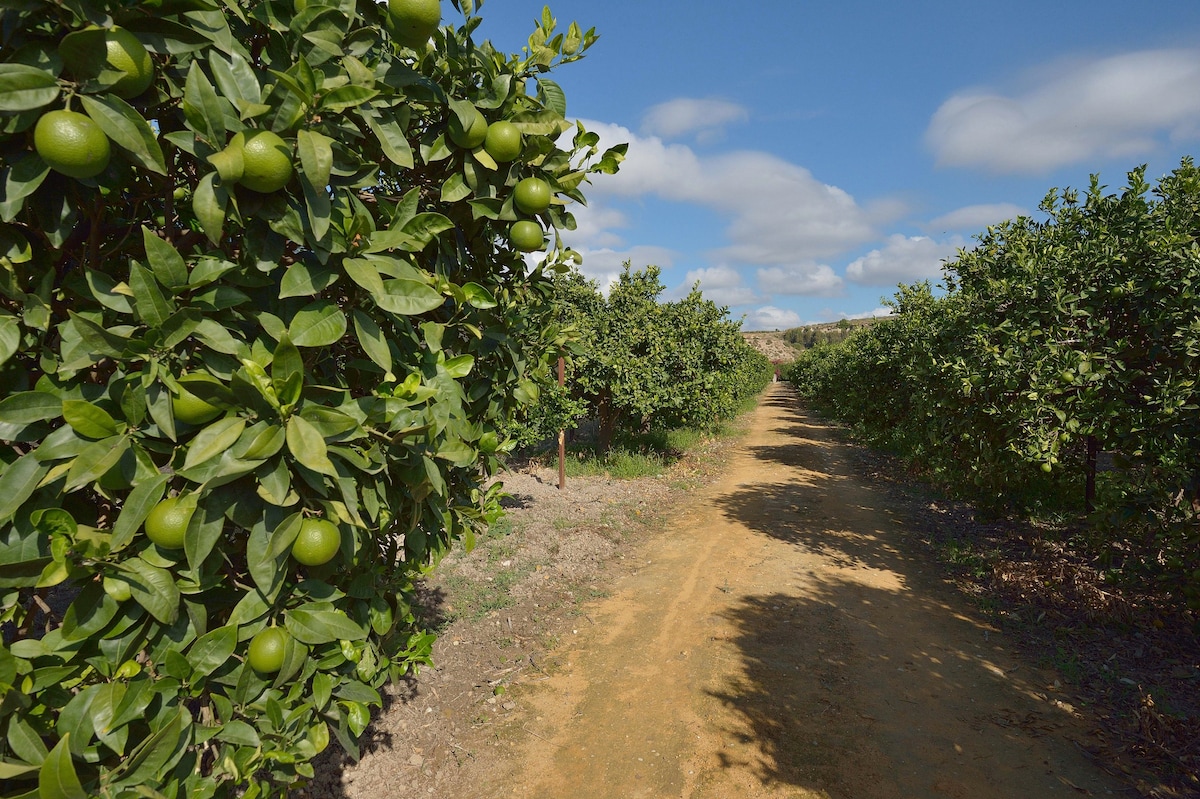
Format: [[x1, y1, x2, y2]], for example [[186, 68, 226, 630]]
[[284, 603, 367, 645], [141, 227, 190, 290], [234, 423, 285, 460], [443, 354, 474, 378], [67, 313, 126, 358], [209, 50, 261, 109], [7, 716, 48, 765], [194, 318, 247, 356], [374, 279, 444, 316], [194, 173, 227, 245], [286, 415, 337, 476], [0, 453, 50, 523], [0, 154, 51, 222], [288, 301, 347, 347], [510, 109, 573, 136], [319, 85, 378, 112], [342, 258, 385, 298], [78, 94, 167, 175], [38, 734, 86, 799], [246, 519, 286, 598], [108, 708, 188, 789], [352, 309, 392, 376], [296, 129, 334, 188], [186, 624, 237, 678], [439, 172, 471, 203], [111, 473, 170, 551], [183, 60, 225, 145], [538, 77, 567, 116], [0, 758, 38, 779], [119, 557, 180, 624], [83, 270, 134, 314], [128, 262, 175, 328], [182, 417, 246, 471], [272, 334, 303, 392], [61, 399, 122, 439], [0, 391, 61, 426], [0, 64, 59, 112], [365, 112, 413, 168], [279, 262, 337, 299], [461, 282, 497, 309], [366, 213, 454, 253]]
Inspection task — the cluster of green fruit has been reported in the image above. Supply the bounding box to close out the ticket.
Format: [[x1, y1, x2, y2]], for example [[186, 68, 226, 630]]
[[33, 27, 153, 179], [447, 104, 554, 253]]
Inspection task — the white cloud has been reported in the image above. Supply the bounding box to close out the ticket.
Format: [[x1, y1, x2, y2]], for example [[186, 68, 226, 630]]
[[641, 98, 748, 140], [575, 245, 676, 293], [925, 203, 1027, 233], [845, 234, 963, 285], [811, 307, 894, 323], [757, 263, 844, 296], [567, 203, 629, 250], [580, 120, 878, 264], [847, 307, 894, 320], [743, 306, 802, 331], [678, 265, 760, 306], [927, 48, 1200, 174]]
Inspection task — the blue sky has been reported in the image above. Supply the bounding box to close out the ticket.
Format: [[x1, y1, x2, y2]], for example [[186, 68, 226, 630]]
[[473, 1, 1200, 329]]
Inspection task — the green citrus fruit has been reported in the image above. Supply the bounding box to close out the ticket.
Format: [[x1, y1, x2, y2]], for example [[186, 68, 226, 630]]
[[144, 496, 194, 549], [105, 28, 155, 98], [388, 0, 441, 48], [34, 110, 111, 179], [449, 106, 488, 149], [114, 659, 142, 679], [172, 379, 222, 426], [514, 177, 551, 214], [58, 26, 154, 98], [248, 627, 289, 673], [291, 518, 341, 566], [238, 130, 293, 193], [103, 576, 132, 603], [509, 220, 544, 252], [484, 121, 522, 163]]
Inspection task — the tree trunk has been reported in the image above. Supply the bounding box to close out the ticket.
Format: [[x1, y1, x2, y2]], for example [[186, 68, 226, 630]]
[[597, 388, 614, 457], [1085, 435, 1098, 514]]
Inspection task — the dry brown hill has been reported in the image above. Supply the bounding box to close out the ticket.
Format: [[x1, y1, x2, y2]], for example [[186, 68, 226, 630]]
[[741, 330, 798, 363]]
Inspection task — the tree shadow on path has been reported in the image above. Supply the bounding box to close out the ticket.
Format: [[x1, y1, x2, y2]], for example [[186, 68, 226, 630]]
[[698, 394, 1122, 798]]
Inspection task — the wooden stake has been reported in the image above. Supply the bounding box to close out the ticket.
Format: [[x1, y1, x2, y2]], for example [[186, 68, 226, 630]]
[[558, 356, 566, 490]]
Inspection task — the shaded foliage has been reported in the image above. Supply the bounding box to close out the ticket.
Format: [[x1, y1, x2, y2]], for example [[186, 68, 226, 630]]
[[785, 160, 1200, 600]]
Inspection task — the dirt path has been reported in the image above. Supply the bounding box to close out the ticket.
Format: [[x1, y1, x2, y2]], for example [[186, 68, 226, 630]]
[[466, 384, 1125, 798]]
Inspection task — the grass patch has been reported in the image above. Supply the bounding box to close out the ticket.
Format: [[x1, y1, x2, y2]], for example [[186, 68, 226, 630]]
[[563, 447, 667, 479]]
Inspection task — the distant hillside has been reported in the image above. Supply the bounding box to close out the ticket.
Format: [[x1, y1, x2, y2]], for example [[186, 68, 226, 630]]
[[741, 331, 799, 363], [781, 318, 880, 350]]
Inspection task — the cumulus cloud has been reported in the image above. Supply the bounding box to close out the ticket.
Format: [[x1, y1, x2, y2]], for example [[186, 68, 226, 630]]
[[568, 204, 630, 250], [845, 235, 964, 285], [641, 98, 749, 141], [678, 265, 760, 306], [927, 48, 1200, 173], [575, 245, 676, 293], [756, 263, 844, 296], [812, 307, 894, 323], [925, 203, 1027, 233], [580, 120, 878, 264], [743, 306, 803, 331]]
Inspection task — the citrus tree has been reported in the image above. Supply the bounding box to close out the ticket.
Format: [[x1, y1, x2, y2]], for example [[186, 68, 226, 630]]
[[0, 0, 624, 796], [786, 160, 1200, 597], [512, 264, 773, 453]]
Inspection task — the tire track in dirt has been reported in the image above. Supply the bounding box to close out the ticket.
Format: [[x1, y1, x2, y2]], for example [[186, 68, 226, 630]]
[[474, 384, 1126, 798]]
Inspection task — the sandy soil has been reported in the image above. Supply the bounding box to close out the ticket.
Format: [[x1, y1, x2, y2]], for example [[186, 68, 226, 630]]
[[310, 384, 1133, 798]]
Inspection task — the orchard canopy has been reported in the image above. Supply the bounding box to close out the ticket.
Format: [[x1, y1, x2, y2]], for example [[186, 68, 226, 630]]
[[0, 1, 627, 797]]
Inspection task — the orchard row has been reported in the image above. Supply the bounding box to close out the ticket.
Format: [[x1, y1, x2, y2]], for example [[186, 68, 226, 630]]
[[786, 159, 1200, 601]]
